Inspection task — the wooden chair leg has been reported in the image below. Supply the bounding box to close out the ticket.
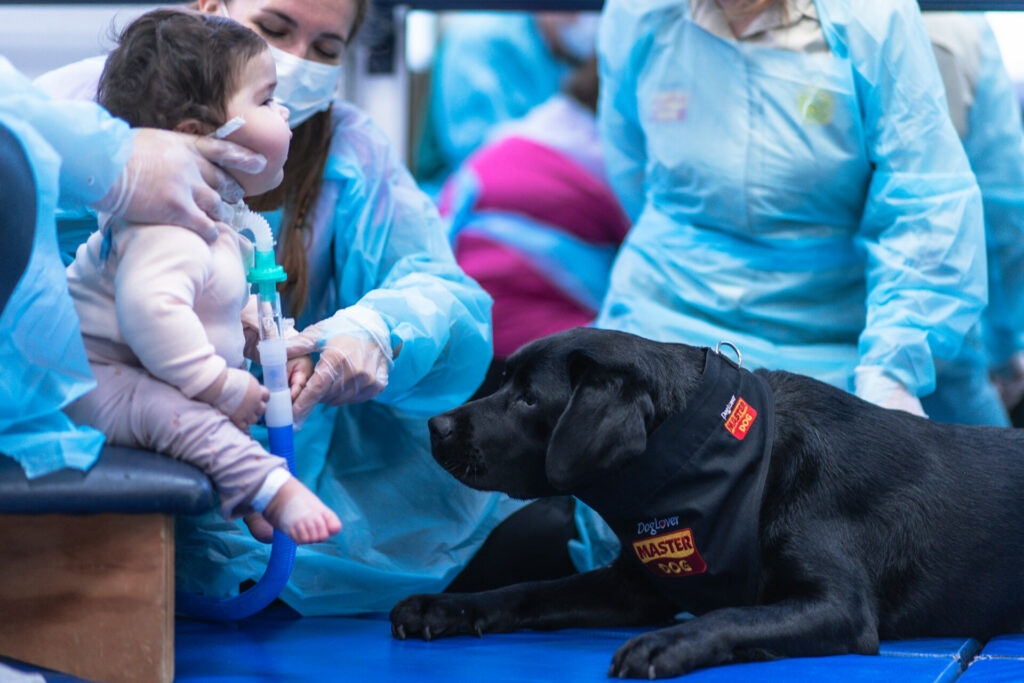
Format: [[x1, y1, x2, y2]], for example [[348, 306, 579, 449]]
[[0, 513, 174, 683]]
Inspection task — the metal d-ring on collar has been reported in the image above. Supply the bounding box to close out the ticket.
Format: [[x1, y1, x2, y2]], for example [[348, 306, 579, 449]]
[[715, 340, 742, 368]]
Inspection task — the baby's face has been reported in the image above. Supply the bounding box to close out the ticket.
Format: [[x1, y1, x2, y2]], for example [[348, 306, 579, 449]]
[[222, 48, 291, 195]]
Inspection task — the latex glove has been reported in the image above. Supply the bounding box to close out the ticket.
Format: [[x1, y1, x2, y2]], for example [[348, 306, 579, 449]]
[[287, 306, 394, 427], [90, 129, 267, 242], [854, 365, 927, 417], [991, 351, 1024, 411], [197, 368, 269, 430]]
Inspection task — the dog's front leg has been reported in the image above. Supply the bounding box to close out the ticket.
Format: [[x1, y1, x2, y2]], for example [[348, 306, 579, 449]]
[[391, 561, 673, 640], [609, 596, 880, 679]]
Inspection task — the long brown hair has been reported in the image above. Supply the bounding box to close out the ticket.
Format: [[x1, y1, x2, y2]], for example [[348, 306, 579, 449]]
[[233, 0, 370, 317]]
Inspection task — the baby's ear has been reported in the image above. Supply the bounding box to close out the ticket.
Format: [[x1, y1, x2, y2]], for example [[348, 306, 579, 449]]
[[174, 118, 208, 136]]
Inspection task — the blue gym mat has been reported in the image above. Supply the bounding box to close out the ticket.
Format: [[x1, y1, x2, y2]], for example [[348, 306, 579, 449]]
[[4, 612, 1021, 682]]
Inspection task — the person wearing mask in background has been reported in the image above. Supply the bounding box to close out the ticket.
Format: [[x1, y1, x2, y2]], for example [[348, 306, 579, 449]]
[[923, 12, 1024, 426], [597, 0, 986, 420], [37, 0, 605, 616], [438, 58, 630, 399], [414, 11, 600, 191], [0, 55, 263, 483]]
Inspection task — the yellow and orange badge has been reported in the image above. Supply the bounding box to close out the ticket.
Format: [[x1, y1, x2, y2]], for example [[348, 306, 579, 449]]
[[724, 397, 757, 440], [632, 528, 708, 578]]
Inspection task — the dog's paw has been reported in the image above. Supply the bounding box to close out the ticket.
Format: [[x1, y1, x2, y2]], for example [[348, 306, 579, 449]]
[[609, 628, 702, 679], [390, 593, 496, 641]]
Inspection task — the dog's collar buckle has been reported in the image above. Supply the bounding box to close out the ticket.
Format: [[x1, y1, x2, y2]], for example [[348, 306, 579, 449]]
[[715, 340, 742, 368]]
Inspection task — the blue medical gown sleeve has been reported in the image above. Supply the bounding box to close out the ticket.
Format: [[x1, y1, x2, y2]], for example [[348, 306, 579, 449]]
[[963, 19, 1024, 365], [0, 59, 116, 477], [822, 0, 986, 396], [0, 58, 132, 211], [324, 105, 493, 416], [597, 1, 661, 223]]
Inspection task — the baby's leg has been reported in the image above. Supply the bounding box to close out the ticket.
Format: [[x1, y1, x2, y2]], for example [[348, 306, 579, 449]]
[[68, 363, 339, 543], [250, 468, 342, 544], [68, 364, 278, 516], [243, 512, 275, 543]]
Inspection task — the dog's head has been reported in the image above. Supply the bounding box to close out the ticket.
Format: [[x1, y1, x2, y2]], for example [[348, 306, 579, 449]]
[[428, 327, 706, 498]]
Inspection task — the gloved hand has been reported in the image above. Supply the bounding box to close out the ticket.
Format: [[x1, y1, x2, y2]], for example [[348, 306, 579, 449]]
[[90, 129, 267, 241], [854, 365, 927, 417], [286, 306, 394, 427], [991, 351, 1024, 411], [197, 368, 269, 430]]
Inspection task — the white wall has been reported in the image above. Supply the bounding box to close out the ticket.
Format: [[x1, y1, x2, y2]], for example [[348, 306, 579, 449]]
[[0, 4, 159, 79], [987, 12, 1024, 85]]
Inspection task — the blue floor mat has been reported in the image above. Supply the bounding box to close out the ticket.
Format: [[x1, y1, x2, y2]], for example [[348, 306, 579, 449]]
[[172, 611, 984, 683], [3, 611, 1018, 682], [957, 634, 1024, 683]]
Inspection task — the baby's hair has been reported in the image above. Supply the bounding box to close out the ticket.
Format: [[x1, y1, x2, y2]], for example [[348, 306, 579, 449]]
[[98, 8, 266, 133]]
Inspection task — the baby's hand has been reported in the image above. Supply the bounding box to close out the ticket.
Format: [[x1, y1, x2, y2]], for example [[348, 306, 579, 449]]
[[201, 368, 269, 429], [287, 355, 314, 401], [230, 373, 270, 429]]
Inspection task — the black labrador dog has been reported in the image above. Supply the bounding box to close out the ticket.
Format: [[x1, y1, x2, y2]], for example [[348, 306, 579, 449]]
[[390, 327, 1024, 679]]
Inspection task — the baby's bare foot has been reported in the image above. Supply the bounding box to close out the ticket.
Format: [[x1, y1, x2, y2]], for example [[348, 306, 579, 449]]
[[243, 512, 274, 543], [263, 477, 342, 544]]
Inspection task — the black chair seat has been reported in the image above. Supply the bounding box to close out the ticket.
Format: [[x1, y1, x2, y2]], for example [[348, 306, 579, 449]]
[[0, 446, 216, 515]]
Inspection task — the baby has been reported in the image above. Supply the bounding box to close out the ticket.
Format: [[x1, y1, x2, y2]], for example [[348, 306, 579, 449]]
[[65, 8, 341, 545]]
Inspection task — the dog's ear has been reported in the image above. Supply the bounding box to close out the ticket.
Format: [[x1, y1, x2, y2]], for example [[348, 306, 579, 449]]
[[545, 351, 654, 491]]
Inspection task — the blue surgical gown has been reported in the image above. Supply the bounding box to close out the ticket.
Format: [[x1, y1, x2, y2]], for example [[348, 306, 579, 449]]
[[920, 13, 1024, 425], [420, 13, 569, 183], [596, 0, 986, 399], [175, 102, 530, 615], [959, 18, 1024, 372], [0, 57, 131, 477]]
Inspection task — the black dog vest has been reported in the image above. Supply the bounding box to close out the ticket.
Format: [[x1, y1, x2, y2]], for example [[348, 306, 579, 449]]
[[575, 348, 775, 615]]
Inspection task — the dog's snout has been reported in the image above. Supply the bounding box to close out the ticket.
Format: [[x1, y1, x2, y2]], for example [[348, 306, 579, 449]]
[[428, 414, 455, 446]]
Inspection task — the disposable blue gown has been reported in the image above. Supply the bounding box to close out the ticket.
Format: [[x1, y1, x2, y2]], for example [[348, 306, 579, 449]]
[[596, 0, 986, 399], [424, 13, 568, 180], [921, 13, 1024, 425], [0, 58, 130, 477], [175, 102, 531, 615], [956, 18, 1024, 373]]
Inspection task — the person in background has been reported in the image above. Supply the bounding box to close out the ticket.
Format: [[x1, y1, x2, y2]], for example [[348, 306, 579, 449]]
[[596, 0, 986, 420], [0, 55, 262, 482], [923, 12, 1024, 425], [37, 0, 606, 615], [415, 11, 600, 189], [438, 57, 630, 398], [64, 9, 341, 544]]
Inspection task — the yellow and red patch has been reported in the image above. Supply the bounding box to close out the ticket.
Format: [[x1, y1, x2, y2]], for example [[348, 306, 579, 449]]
[[631, 528, 707, 578], [724, 397, 757, 440]]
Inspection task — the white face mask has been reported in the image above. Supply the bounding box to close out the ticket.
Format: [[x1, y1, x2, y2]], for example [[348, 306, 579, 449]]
[[218, 2, 341, 128], [268, 45, 342, 128], [557, 14, 600, 63]]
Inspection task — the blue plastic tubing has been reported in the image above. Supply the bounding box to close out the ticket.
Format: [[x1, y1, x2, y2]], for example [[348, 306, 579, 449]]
[[175, 424, 297, 621]]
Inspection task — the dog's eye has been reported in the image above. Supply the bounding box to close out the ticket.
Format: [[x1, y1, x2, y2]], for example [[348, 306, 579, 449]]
[[519, 392, 538, 407]]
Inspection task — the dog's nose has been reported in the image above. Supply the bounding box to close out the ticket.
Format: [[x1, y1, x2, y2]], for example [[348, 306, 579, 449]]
[[428, 414, 455, 446]]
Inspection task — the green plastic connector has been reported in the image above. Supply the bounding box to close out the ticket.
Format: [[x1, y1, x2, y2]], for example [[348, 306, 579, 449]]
[[247, 248, 287, 299]]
